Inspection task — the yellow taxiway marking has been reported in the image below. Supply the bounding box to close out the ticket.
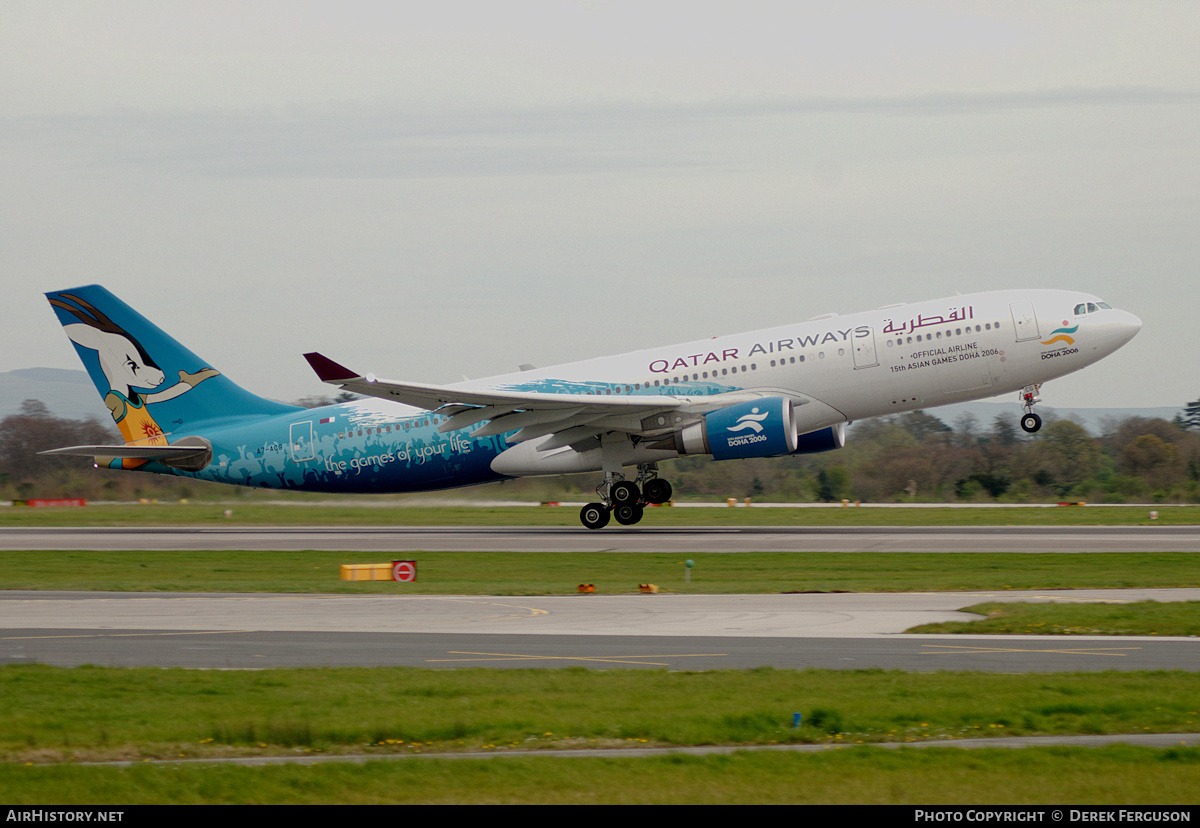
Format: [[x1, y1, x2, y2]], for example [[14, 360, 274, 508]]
[[429, 651, 729, 666], [921, 643, 1141, 657]]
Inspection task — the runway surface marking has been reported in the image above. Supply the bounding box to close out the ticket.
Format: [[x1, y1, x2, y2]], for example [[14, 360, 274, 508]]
[[1, 630, 241, 641], [920, 643, 1142, 657], [427, 650, 731, 667]]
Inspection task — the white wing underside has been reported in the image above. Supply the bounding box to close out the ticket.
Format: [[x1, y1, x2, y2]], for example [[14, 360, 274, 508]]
[[303, 353, 793, 452]]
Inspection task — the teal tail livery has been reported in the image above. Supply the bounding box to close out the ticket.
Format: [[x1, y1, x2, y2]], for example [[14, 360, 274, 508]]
[[44, 285, 1141, 528]]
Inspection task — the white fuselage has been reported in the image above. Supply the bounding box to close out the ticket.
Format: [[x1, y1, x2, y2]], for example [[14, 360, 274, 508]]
[[426, 289, 1140, 476], [476, 289, 1134, 422]]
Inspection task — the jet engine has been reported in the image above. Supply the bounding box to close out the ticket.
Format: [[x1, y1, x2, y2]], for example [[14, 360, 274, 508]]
[[655, 398, 847, 460], [664, 397, 793, 460]]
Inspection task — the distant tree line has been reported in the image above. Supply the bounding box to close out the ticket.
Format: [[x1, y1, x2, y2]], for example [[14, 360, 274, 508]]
[[669, 408, 1200, 504], [635, 405, 1200, 504], [2, 398, 1199, 503]]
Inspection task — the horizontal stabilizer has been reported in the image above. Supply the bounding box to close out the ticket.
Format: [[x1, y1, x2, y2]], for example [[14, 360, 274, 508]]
[[41, 436, 214, 471], [41, 444, 209, 461]]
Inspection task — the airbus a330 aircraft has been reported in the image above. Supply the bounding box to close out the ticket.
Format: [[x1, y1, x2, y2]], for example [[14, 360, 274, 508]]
[[43, 285, 1139, 528]]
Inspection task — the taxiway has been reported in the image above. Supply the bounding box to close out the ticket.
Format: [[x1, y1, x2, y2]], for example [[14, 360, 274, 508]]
[[2, 588, 1196, 671]]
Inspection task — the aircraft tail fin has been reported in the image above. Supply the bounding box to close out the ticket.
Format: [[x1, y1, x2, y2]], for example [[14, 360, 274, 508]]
[[46, 285, 300, 444]]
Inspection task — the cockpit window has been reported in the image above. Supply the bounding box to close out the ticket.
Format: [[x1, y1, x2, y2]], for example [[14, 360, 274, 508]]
[[1087, 302, 1099, 313], [1097, 301, 1112, 309], [1074, 303, 1086, 314], [1076, 300, 1114, 314]]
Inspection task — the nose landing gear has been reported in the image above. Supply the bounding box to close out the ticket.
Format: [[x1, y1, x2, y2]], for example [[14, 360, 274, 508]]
[[1019, 384, 1043, 433]]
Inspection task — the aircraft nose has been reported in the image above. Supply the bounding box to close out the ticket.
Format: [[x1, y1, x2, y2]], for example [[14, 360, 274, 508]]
[[1116, 310, 1142, 344]]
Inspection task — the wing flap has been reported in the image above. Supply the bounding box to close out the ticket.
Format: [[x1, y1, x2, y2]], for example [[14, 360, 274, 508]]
[[473, 406, 588, 438]]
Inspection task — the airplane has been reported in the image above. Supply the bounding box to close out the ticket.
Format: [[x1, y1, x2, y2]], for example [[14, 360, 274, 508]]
[[42, 285, 1140, 528]]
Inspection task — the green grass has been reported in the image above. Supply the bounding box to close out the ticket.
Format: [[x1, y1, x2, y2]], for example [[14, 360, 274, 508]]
[[1, 665, 1197, 766], [2, 745, 1199, 804], [3, 503, 1197, 803], [0, 550, 1198, 594], [2, 501, 1198, 527], [2, 665, 1199, 803], [909, 601, 1200, 636]]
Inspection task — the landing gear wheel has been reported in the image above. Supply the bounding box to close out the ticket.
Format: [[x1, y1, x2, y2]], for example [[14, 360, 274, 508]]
[[580, 502, 611, 530], [1020, 412, 1042, 434], [643, 478, 673, 504], [610, 480, 640, 505], [613, 503, 644, 526]]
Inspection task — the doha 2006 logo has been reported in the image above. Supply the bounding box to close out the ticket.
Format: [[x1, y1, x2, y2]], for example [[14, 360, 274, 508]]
[[1040, 324, 1080, 361], [1041, 325, 1078, 347], [727, 408, 770, 435]]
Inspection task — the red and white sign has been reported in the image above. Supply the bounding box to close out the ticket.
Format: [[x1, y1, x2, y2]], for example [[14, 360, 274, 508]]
[[391, 560, 417, 582]]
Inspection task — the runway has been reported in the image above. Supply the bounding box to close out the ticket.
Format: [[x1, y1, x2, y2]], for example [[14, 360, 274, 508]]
[[3, 526, 1197, 672], [3, 524, 1199, 552], [3, 588, 1197, 671]]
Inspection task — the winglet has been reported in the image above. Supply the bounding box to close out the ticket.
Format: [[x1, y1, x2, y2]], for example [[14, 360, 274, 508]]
[[303, 352, 360, 383]]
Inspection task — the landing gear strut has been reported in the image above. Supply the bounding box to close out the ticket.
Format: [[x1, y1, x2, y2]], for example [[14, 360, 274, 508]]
[[1019, 384, 1043, 433], [579, 464, 673, 529]]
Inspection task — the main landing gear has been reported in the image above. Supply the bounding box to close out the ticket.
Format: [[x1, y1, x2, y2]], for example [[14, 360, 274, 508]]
[[579, 465, 674, 529], [1019, 384, 1043, 433]]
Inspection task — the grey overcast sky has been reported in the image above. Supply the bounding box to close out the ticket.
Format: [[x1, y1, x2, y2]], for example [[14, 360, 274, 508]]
[[2, 1, 1196, 410]]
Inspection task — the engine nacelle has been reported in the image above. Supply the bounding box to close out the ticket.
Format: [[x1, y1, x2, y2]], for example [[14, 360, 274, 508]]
[[679, 397, 799, 461], [791, 422, 846, 455], [662, 399, 848, 461]]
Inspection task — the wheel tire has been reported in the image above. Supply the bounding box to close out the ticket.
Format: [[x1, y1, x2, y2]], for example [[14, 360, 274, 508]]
[[580, 502, 611, 530], [643, 478, 672, 504], [613, 503, 644, 526], [610, 481, 640, 505], [1020, 412, 1042, 434]]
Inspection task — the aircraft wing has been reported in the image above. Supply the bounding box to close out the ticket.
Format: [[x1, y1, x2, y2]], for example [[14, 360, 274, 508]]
[[303, 352, 777, 450]]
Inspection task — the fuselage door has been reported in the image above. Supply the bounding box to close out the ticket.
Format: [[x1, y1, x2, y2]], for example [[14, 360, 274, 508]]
[[1009, 301, 1041, 342], [852, 327, 879, 369], [289, 421, 315, 463]]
